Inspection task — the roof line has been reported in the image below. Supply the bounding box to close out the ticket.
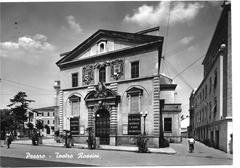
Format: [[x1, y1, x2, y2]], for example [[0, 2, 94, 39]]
[[56, 29, 163, 65]]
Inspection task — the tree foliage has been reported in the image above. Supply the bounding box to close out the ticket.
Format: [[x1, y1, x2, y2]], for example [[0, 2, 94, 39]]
[[27, 122, 34, 130], [36, 120, 44, 130], [0, 109, 14, 131], [7, 91, 35, 130]]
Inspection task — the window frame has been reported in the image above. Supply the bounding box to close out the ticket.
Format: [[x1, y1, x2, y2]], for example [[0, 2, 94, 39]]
[[99, 66, 106, 83], [72, 72, 79, 87], [164, 117, 172, 132], [131, 61, 139, 79]]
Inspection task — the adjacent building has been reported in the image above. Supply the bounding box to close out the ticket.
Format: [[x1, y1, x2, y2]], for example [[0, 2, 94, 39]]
[[188, 2, 232, 153], [56, 27, 182, 147], [34, 106, 58, 135]]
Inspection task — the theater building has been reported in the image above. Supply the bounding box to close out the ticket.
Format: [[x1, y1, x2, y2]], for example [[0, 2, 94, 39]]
[[56, 27, 182, 147]]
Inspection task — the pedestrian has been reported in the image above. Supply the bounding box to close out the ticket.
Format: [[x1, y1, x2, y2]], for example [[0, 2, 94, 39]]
[[6, 131, 12, 149], [70, 131, 74, 147], [188, 137, 195, 153], [1, 130, 6, 147]]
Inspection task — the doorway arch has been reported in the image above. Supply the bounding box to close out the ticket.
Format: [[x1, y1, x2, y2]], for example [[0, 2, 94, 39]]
[[95, 109, 110, 145]]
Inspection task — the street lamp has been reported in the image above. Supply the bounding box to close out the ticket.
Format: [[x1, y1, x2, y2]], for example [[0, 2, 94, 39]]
[[140, 111, 148, 135]]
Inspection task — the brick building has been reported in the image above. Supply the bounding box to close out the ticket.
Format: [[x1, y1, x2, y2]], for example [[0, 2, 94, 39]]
[[56, 27, 182, 147], [188, 2, 232, 153]]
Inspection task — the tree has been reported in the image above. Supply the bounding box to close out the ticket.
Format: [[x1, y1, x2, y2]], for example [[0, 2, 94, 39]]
[[27, 122, 34, 130], [7, 91, 35, 131], [0, 109, 14, 131], [36, 120, 43, 130]]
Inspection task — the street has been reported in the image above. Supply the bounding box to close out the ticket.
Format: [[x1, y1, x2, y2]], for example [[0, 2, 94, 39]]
[[0, 138, 232, 167]]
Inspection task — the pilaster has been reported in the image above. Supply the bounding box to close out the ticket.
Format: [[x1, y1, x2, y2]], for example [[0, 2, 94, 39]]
[[153, 76, 160, 135], [58, 90, 63, 133]]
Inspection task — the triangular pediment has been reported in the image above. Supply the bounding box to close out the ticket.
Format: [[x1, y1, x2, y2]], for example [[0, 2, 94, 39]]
[[56, 29, 163, 66], [126, 87, 143, 96]]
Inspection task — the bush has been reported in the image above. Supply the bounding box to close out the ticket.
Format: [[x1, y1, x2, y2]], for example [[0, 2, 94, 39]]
[[159, 138, 169, 148], [136, 134, 149, 153]]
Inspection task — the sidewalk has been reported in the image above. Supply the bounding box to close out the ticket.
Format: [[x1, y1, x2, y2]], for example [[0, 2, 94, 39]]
[[12, 138, 176, 154]]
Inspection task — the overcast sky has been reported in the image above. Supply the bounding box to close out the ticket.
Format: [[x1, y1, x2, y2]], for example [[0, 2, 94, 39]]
[[0, 1, 225, 121]]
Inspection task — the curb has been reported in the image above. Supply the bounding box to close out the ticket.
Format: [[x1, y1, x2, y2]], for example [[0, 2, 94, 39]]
[[12, 141, 176, 154]]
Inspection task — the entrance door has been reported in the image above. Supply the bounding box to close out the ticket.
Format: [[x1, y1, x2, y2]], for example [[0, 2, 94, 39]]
[[95, 109, 110, 145]]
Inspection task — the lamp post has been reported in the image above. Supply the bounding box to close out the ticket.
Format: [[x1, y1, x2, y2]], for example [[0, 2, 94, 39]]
[[140, 111, 148, 135]]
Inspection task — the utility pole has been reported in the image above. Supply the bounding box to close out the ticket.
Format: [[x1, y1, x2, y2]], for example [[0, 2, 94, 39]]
[[158, 42, 165, 147]]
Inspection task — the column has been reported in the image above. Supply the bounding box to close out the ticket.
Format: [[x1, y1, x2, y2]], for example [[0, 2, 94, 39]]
[[94, 68, 99, 85], [88, 107, 94, 129]]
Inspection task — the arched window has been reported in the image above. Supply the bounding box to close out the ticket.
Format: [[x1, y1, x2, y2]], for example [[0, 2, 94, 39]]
[[100, 43, 105, 52], [98, 41, 107, 53]]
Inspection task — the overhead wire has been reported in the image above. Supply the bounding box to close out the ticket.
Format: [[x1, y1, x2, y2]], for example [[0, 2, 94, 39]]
[[165, 59, 194, 90], [162, 1, 172, 58], [172, 55, 205, 79], [1, 78, 55, 92], [0, 81, 55, 96]]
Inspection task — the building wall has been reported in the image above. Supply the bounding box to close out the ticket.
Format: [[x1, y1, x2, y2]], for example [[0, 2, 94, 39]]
[[35, 110, 55, 135], [189, 4, 232, 153]]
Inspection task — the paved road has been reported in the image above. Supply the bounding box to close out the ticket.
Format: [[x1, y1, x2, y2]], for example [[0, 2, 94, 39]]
[[0, 138, 232, 167], [0, 156, 93, 167]]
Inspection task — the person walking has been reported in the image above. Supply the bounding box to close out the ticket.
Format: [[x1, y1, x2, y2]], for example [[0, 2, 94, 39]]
[[188, 137, 195, 153], [6, 131, 12, 149], [1, 130, 6, 147]]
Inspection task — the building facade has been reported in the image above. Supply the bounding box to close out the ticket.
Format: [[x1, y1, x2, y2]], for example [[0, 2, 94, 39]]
[[56, 27, 181, 147], [189, 3, 232, 153], [34, 106, 58, 136]]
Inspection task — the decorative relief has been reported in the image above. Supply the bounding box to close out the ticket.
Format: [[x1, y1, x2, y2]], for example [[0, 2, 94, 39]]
[[94, 82, 108, 98], [82, 65, 94, 85], [111, 59, 124, 80], [94, 61, 110, 69]]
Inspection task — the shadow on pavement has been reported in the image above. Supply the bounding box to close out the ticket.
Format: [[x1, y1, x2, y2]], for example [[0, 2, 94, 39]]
[[0, 156, 95, 167]]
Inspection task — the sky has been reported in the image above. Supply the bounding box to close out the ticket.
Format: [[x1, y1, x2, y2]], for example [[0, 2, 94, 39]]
[[0, 1, 226, 125]]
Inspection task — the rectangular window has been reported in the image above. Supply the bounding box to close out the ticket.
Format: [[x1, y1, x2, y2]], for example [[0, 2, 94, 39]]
[[209, 77, 212, 95], [130, 96, 139, 113], [214, 97, 217, 114], [131, 61, 139, 78], [209, 102, 212, 121], [99, 67, 106, 83], [71, 101, 80, 116], [164, 118, 172, 132], [205, 85, 207, 99], [72, 73, 78, 87], [214, 69, 217, 90]]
